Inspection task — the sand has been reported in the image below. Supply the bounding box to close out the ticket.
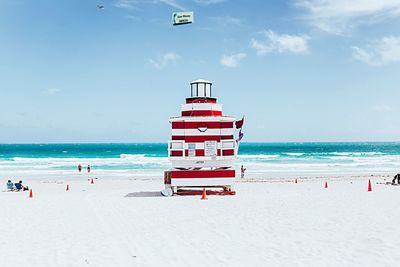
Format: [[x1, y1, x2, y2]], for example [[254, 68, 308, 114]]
[[1, 175, 399, 267]]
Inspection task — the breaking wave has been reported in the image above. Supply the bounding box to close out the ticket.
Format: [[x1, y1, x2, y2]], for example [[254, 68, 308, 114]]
[[0, 154, 170, 171], [1, 143, 400, 176]]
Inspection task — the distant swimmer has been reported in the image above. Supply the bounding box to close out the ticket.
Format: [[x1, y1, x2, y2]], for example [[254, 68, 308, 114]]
[[241, 165, 246, 179], [87, 165, 91, 173], [97, 5, 104, 9], [392, 173, 400, 185], [78, 164, 82, 173]]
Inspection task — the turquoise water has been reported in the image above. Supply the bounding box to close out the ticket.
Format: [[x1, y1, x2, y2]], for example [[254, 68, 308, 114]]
[[1, 143, 400, 174]]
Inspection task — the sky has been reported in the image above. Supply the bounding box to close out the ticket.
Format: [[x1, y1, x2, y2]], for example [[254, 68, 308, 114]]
[[1, 0, 400, 143]]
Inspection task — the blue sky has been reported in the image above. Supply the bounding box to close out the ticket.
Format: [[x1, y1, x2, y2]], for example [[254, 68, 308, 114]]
[[1, 0, 400, 143]]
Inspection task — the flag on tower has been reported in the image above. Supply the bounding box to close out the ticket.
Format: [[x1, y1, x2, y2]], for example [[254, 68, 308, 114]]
[[235, 116, 245, 129], [236, 129, 244, 143]]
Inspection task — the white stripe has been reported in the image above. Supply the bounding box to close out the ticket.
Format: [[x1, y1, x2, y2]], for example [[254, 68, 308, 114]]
[[179, 142, 220, 149], [171, 128, 234, 136], [170, 116, 236, 122], [186, 142, 207, 149], [170, 158, 236, 168], [171, 178, 236, 186], [181, 103, 222, 112], [169, 142, 236, 150], [183, 142, 220, 149]]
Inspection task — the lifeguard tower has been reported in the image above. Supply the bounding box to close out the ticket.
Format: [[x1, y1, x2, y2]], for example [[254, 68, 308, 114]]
[[162, 79, 244, 196]]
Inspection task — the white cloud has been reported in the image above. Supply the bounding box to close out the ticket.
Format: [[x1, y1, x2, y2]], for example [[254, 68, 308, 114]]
[[115, 0, 139, 9], [44, 88, 61, 95], [251, 30, 309, 55], [209, 15, 242, 27], [373, 104, 393, 112], [352, 36, 400, 66], [149, 52, 180, 69], [194, 0, 227, 5], [159, 0, 186, 11], [220, 53, 246, 68], [295, 0, 400, 34], [115, 0, 185, 11]]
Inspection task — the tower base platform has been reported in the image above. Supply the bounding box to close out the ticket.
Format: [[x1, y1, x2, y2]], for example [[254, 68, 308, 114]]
[[176, 189, 236, 196], [163, 169, 236, 196]]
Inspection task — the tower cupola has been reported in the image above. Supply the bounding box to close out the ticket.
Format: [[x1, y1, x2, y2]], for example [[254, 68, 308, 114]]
[[190, 79, 212, 98]]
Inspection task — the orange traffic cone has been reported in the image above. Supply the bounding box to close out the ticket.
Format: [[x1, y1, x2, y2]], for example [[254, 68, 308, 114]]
[[368, 179, 372, 192], [201, 188, 207, 200], [29, 189, 33, 198], [91, 178, 94, 184], [325, 181, 328, 188], [66, 184, 69, 191], [295, 178, 298, 184]]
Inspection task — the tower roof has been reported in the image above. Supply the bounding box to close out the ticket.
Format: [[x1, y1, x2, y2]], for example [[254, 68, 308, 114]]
[[190, 79, 212, 84]]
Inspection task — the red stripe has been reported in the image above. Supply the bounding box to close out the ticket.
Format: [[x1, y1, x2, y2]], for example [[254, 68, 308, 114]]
[[186, 98, 217, 104], [172, 121, 233, 129], [182, 110, 222, 117], [170, 151, 183, 157], [172, 135, 233, 142], [196, 150, 204, 156], [220, 122, 234, 128], [171, 150, 226, 157], [170, 170, 235, 178], [222, 149, 235, 156]]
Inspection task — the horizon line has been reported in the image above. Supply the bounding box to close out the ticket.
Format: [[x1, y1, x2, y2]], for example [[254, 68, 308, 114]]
[[2, 141, 400, 145]]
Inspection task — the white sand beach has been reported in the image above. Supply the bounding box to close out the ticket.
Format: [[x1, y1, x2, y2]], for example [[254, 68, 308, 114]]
[[1, 174, 399, 267]]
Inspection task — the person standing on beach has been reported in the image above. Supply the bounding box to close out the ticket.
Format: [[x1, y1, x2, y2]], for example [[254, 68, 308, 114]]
[[87, 165, 91, 173], [241, 165, 246, 179], [78, 164, 82, 172], [392, 173, 400, 185]]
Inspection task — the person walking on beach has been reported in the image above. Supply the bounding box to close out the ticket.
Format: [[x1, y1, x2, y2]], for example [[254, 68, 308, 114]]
[[87, 165, 91, 173], [78, 164, 82, 173], [392, 173, 400, 185], [241, 165, 246, 179]]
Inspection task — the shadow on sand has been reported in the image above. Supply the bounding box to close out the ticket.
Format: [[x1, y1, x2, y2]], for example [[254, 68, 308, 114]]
[[124, 191, 163, 198]]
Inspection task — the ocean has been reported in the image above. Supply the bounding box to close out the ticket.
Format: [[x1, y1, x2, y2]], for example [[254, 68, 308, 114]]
[[1, 143, 400, 177]]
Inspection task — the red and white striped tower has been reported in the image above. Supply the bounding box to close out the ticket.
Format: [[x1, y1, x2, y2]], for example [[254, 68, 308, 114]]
[[163, 79, 243, 196]]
